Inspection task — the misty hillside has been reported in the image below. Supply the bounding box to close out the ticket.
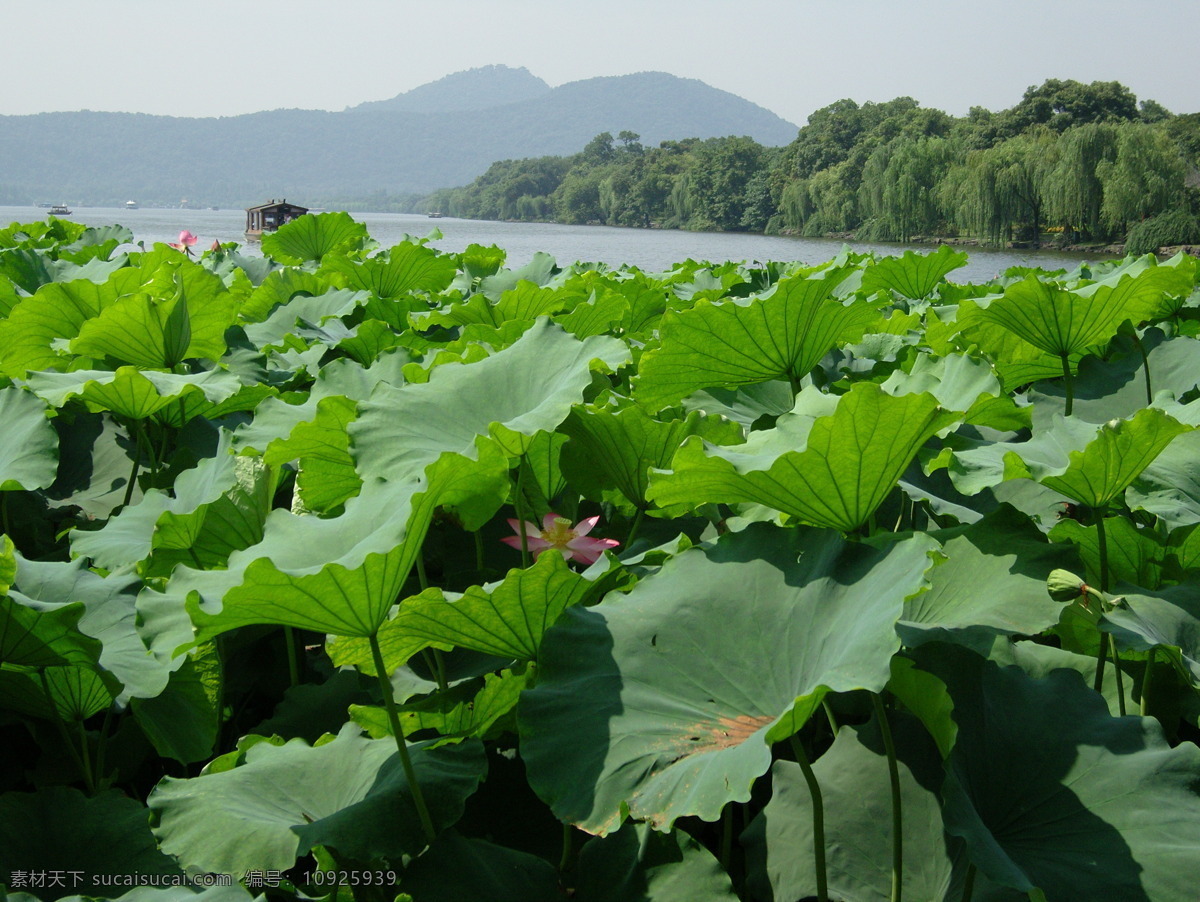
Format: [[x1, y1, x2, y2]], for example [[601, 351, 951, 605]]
[[0, 68, 799, 206], [349, 64, 551, 113]]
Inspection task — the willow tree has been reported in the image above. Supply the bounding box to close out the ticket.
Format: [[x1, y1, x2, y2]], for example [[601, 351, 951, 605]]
[[858, 136, 961, 241], [1097, 121, 1187, 235], [952, 127, 1058, 245], [1045, 122, 1119, 240]]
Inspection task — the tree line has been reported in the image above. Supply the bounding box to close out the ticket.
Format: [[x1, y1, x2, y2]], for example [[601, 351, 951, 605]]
[[416, 79, 1200, 253]]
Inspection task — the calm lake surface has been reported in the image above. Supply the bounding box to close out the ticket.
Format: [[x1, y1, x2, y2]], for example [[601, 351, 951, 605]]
[[4, 205, 1098, 283]]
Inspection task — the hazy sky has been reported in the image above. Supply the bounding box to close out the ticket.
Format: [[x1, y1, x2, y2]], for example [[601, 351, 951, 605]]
[[2, 0, 1197, 125]]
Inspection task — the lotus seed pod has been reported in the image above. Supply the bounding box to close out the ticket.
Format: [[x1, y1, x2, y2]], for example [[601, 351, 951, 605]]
[[1047, 569, 1086, 602]]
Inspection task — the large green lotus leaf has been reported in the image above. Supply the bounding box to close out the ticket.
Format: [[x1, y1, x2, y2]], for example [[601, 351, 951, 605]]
[[148, 724, 486, 875], [1168, 523, 1200, 574], [742, 715, 967, 902], [419, 279, 577, 330], [327, 239, 458, 298], [0, 246, 126, 296], [0, 662, 118, 721], [72, 263, 238, 367], [954, 297, 1079, 390], [0, 272, 141, 377], [330, 550, 594, 674], [0, 386, 58, 490], [25, 367, 248, 421], [72, 430, 240, 569], [649, 383, 961, 532], [880, 352, 1030, 432], [921, 645, 1200, 900], [556, 283, 631, 339], [7, 552, 165, 702], [0, 787, 183, 900], [399, 830, 560, 902], [944, 406, 1191, 506], [138, 456, 276, 577], [518, 524, 938, 834], [981, 270, 1167, 359], [1050, 516, 1165, 589], [260, 211, 368, 265], [0, 595, 98, 668], [242, 287, 370, 350], [1127, 430, 1200, 528], [1027, 328, 1200, 425], [560, 402, 743, 510], [337, 318, 404, 366], [575, 821, 737, 902], [1101, 578, 1200, 684], [131, 644, 221, 764], [269, 394, 361, 513], [897, 505, 1077, 651], [44, 410, 145, 518], [352, 666, 532, 745], [634, 266, 884, 410], [1071, 252, 1197, 320], [238, 266, 331, 322], [860, 245, 969, 300], [1012, 407, 1189, 508], [167, 449, 507, 644], [351, 319, 630, 482], [233, 354, 406, 457], [681, 380, 795, 430]]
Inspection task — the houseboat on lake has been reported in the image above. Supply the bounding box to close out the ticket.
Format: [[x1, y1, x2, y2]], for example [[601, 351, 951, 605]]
[[245, 199, 308, 238], [49, 204, 72, 215]]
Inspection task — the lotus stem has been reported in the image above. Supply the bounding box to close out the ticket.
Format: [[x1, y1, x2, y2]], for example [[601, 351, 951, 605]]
[[474, 530, 485, 572], [514, 463, 531, 567], [1132, 331, 1153, 405], [626, 507, 645, 551], [1060, 353, 1074, 416], [40, 670, 94, 794], [188, 547, 204, 570], [822, 698, 840, 737], [284, 626, 301, 687], [369, 632, 437, 844], [719, 802, 734, 872], [961, 863, 976, 902], [121, 430, 142, 510], [788, 734, 828, 902], [873, 693, 903, 902], [1094, 511, 1110, 592], [1108, 634, 1126, 716], [1093, 631, 1108, 696], [559, 823, 575, 873], [1140, 647, 1157, 717]]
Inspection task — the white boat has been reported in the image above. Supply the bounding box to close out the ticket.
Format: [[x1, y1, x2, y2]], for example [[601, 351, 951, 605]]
[[125, 200, 138, 210], [49, 204, 72, 215]]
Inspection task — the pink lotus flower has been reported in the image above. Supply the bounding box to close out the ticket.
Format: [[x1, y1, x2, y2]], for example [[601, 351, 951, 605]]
[[502, 513, 619, 565], [210, 239, 221, 252], [168, 230, 199, 255]]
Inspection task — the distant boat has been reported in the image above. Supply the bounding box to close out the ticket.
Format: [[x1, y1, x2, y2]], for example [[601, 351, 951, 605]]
[[49, 204, 72, 215], [427, 212, 445, 219], [125, 200, 138, 209]]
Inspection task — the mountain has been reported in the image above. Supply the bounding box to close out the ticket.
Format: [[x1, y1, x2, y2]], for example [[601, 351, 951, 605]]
[[349, 65, 551, 113], [0, 69, 799, 207]]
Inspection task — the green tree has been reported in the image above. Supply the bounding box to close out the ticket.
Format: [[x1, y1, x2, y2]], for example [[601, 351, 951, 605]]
[[1045, 122, 1120, 240], [1097, 122, 1187, 234]]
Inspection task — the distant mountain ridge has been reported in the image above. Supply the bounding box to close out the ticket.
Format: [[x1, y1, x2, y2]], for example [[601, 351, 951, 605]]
[[349, 65, 551, 113], [0, 67, 799, 206]]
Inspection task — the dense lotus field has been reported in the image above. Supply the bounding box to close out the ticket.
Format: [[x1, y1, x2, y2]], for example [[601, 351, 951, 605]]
[[2, 212, 1200, 902]]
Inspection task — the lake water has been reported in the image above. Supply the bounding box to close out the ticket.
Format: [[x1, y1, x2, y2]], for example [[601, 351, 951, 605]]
[[3, 205, 1098, 283]]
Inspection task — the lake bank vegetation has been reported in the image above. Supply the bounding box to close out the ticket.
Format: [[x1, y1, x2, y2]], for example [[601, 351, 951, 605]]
[[416, 79, 1200, 255]]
